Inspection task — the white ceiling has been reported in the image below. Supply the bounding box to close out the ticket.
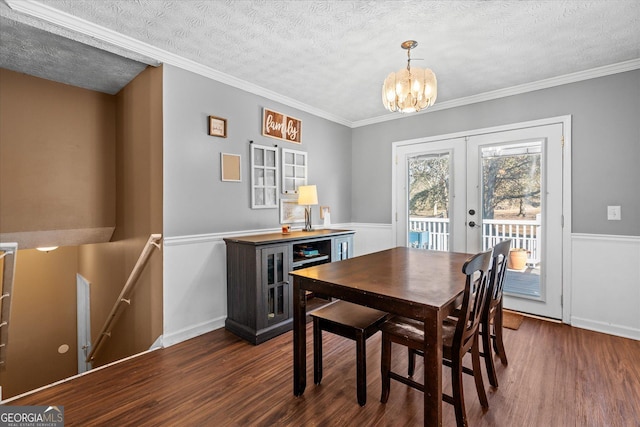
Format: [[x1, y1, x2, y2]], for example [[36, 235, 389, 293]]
[[3, 0, 640, 126]]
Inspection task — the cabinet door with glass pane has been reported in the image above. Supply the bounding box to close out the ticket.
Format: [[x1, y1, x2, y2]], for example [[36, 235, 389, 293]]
[[260, 245, 290, 326], [281, 148, 307, 194], [251, 144, 279, 208]]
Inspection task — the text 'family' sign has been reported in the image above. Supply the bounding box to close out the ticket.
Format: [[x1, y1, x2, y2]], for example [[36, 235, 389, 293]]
[[262, 108, 301, 144]]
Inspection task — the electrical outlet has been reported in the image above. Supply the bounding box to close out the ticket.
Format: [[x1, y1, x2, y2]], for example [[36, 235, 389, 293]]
[[607, 205, 621, 221]]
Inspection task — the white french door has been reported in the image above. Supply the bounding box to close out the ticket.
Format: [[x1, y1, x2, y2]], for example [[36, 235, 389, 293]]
[[394, 121, 566, 319]]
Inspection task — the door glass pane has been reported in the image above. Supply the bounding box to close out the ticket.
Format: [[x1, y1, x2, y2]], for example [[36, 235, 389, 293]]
[[481, 141, 542, 297], [407, 152, 450, 251]]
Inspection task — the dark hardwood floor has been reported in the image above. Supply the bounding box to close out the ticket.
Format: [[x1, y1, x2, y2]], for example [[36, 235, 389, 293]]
[[6, 316, 640, 426]]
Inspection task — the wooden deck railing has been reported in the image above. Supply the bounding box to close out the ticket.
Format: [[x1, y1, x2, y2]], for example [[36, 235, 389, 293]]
[[409, 215, 541, 266]]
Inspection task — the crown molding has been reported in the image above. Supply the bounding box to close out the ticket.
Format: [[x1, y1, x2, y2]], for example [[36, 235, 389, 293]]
[[6, 0, 352, 127], [9, 0, 640, 130], [352, 58, 640, 128]]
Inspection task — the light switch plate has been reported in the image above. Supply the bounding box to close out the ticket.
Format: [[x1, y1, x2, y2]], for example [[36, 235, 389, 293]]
[[607, 205, 621, 220]]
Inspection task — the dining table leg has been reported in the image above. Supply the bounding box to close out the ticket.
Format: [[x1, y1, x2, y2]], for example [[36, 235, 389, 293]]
[[293, 277, 307, 396], [423, 310, 443, 426]]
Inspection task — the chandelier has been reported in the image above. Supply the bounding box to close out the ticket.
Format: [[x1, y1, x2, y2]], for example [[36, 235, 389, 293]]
[[382, 40, 437, 113]]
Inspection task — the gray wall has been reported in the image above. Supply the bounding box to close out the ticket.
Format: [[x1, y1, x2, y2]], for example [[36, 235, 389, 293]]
[[352, 69, 640, 236], [163, 65, 352, 237]]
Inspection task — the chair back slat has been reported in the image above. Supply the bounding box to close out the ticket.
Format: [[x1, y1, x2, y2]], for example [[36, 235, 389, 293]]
[[488, 239, 512, 315], [456, 250, 492, 351]]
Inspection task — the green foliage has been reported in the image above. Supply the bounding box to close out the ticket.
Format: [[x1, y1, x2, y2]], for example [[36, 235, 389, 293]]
[[408, 155, 449, 217], [482, 154, 540, 219], [408, 149, 541, 220]]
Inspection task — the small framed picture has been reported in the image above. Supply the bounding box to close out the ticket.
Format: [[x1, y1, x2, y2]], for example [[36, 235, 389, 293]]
[[209, 115, 227, 138], [280, 198, 306, 224], [221, 153, 241, 182], [320, 206, 330, 219]]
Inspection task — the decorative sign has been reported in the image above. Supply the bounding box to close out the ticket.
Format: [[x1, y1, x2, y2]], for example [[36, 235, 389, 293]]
[[262, 108, 302, 144]]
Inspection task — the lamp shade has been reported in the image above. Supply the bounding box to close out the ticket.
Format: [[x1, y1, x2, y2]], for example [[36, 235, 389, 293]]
[[297, 185, 318, 205]]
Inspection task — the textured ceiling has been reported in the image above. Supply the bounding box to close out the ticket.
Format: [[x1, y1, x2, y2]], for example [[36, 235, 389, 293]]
[[2, 0, 640, 125]]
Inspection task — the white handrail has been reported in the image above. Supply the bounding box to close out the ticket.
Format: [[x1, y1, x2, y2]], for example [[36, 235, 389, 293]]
[[86, 234, 162, 363], [0, 243, 18, 368]]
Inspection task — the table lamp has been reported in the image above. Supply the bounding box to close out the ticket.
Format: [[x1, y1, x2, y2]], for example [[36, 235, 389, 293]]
[[298, 185, 318, 231]]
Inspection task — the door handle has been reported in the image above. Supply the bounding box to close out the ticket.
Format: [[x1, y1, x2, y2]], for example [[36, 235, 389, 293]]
[[469, 221, 478, 228]]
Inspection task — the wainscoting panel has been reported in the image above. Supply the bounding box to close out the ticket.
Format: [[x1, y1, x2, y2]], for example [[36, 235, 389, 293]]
[[571, 234, 640, 340], [162, 229, 638, 348], [162, 234, 228, 347], [349, 223, 394, 256]]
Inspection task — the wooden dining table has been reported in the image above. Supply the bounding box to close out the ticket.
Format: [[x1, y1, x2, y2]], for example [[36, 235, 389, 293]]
[[290, 246, 473, 426]]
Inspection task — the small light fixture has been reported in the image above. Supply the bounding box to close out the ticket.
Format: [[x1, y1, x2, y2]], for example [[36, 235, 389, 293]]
[[36, 246, 58, 252], [297, 185, 318, 232], [382, 40, 437, 113]]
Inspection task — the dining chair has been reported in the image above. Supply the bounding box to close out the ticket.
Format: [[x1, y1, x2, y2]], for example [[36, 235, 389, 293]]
[[310, 300, 388, 406], [481, 239, 511, 387], [408, 240, 512, 388], [380, 250, 492, 427]]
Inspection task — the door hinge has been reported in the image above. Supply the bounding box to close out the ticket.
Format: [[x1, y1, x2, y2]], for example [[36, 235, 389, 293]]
[[561, 136, 565, 148], [561, 215, 564, 227]]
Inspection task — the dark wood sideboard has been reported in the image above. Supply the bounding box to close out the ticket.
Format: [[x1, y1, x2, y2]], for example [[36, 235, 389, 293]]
[[224, 229, 355, 344]]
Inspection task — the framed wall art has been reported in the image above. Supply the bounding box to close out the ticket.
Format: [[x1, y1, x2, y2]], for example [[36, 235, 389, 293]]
[[262, 108, 301, 144], [208, 115, 227, 138], [221, 153, 241, 182], [281, 148, 307, 194], [250, 143, 279, 209], [280, 197, 306, 224]]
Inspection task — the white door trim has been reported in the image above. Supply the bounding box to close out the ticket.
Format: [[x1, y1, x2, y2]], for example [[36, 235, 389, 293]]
[[391, 115, 572, 323], [76, 274, 92, 373]]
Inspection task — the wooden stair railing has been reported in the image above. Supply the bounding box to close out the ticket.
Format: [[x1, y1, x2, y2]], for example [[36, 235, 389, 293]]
[[0, 242, 18, 369], [86, 234, 162, 363]]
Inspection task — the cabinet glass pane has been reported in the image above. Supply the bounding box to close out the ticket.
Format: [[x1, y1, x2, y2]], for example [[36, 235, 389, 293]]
[[277, 285, 284, 315], [268, 288, 275, 318], [295, 153, 305, 166], [276, 252, 284, 282], [267, 253, 274, 285], [295, 166, 305, 178], [285, 165, 294, 177]]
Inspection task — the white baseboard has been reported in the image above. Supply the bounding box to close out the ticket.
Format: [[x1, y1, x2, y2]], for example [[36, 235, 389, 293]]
[[162, 316, 226, 348], [571, 316, 639, 341]]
